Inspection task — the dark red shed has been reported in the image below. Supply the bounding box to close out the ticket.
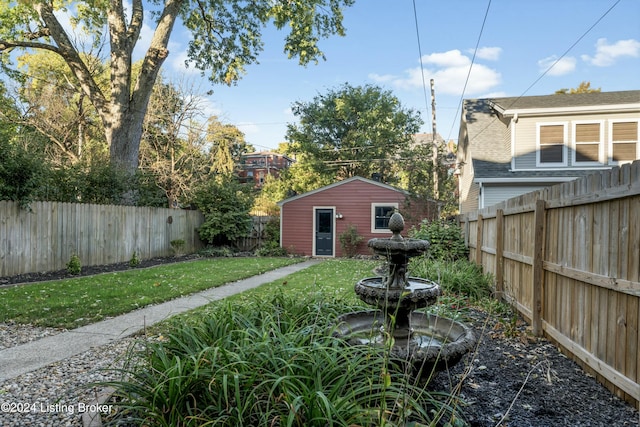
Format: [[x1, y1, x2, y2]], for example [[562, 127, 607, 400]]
[[277, 176, 439, 257]]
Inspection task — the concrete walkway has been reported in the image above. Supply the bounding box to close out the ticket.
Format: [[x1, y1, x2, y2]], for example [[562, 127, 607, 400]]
[[0, 259, 322, 382]]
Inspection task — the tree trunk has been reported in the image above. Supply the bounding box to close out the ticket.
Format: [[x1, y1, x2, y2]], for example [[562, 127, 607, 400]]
[[106, 110, 146, 175]]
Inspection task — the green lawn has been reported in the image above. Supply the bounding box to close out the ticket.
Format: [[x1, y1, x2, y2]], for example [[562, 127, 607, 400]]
[[0, 257, 301, 329]]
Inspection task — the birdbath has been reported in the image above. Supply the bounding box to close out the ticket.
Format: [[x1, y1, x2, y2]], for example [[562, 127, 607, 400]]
[[334, 212, 476, 375]]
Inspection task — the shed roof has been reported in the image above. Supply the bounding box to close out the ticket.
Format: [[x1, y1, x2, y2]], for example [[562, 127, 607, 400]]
[[277, 176, 408, 206]]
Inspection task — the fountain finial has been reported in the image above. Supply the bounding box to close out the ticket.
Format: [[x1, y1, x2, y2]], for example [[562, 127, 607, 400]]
[[388, 212, 404, 241]]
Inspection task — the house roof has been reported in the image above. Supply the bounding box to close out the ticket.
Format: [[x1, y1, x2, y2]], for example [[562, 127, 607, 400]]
[[277, 176, 408, 206], [489, 90, 640, 113]]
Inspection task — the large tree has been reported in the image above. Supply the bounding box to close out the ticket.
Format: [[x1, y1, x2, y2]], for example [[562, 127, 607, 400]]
[[0, 0, 354, 184], [285, 83, 423, 181]]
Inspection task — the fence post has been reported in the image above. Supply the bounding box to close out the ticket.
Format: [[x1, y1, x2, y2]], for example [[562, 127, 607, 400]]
[[475, 214, 484, 266], [532, 199, 546, 336], [495, 209, 504, 299]]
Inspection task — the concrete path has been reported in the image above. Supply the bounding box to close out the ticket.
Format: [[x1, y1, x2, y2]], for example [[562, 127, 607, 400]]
[[0, 259, 322, 382]]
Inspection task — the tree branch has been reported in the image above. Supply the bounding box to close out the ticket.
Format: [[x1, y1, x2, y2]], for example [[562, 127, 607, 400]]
[[33, 3, 108, 117]]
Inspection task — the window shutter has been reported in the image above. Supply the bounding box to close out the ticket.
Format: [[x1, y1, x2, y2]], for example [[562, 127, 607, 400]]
[[612, 122, 638, 141], [540, 125, 564, 144], [612, 122, 638, 161], [576, 123, 600, 142]]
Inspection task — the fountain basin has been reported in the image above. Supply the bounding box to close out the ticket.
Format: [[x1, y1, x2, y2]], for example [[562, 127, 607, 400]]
[[355, 276, 441, 312], [334, 310, 476, 375]]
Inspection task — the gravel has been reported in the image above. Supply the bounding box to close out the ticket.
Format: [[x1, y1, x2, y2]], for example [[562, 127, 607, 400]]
[[0, 337, 137, 426]]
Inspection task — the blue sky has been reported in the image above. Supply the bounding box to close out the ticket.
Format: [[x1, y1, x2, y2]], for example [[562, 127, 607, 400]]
[[90, 0, 640, 151]]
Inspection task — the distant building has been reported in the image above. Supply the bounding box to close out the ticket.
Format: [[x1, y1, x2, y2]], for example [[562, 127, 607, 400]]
[[238, 152, 295, 188]]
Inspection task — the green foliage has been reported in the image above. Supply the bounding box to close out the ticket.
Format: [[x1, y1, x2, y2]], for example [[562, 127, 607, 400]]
[[1, 0, 355, 177], [104, 292, 462, 426], [338, 223, 364, 258], [169, 239, 185, 256], [66, 254, 82, 275], [198, 245, 235, 257], [410, 219, 468, 261], [256, 217, 288, 256], [286, 83, 422, 181], [191, 175, 254, 245], [410, 258, 493, 302], [129, 252, 140, 268], [0, 139, 49, 208]]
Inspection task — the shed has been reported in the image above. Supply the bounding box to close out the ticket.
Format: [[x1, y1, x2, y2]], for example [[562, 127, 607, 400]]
[[277, 176, 439, 257]]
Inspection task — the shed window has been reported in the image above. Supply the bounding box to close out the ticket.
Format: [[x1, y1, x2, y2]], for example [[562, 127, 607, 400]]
[[371, 203, 398, 233], [610, 121, 638, 164]]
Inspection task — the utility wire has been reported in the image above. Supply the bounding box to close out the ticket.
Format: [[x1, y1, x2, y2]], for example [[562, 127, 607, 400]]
[[465, 0, 621, 144], [411, 0, 430, 124], [446, 0, 492, 143]]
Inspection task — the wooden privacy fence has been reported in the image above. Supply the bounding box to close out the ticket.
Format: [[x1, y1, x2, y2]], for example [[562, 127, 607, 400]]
[[458, 160, 640, 409], [0, 201, 205, 278]]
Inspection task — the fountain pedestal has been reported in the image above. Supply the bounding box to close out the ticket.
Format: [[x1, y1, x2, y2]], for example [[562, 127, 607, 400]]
[[335, 212, 476, 376]]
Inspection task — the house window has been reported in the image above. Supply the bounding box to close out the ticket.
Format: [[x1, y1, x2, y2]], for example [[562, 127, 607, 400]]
[[371, 203, 398, 233], [573, 122, 603, 165], [537, 123, 567, 166], [609, 120, 639, 164]]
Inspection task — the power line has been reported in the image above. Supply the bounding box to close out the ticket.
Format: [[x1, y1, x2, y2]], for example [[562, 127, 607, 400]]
[[411, 0, 430, 125], [446, 0, 492, 143], [464, 0, 621, 144]]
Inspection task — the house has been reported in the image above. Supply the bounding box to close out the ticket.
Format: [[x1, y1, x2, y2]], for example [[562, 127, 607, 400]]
[[457, 90, 640, 213], [238, 151, 295, 188], [277, 176, 439, 257]]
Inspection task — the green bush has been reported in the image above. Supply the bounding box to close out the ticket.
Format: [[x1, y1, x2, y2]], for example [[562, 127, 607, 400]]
[[256, 217, 287, 256], [192, 176, 253, 246], [129, 251, 140, 267], [410, 219, 468, 261], [104, 293, 464, 426], [338, 224, 364, 258], [66, 254, 82, 275], [198, 245, 235, 257], [170, 239, 185, 256]]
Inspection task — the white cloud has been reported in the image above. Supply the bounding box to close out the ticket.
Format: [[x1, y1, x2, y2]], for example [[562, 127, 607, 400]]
[[377, 49, 501, 96], [422, 50, 470, 68], [581, 38, 640, 66], [368, 73, 396, 83], [537, 55, 576, 76], [472, 47, 502, 61]]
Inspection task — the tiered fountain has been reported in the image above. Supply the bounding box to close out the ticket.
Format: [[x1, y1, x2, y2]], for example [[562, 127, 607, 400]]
[[334, 212, 476, 375]]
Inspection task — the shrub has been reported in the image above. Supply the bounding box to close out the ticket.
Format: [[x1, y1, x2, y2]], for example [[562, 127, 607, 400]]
[[339, 224, 364, 258], [129, 251, 140, 267], [66, 254, 82, 275], [256, 217, 287, 256], [192, 175, 253, 246], [170, 239, 185, 256], [198, 245, 235, 257], [103, 293, 463, 426], [410, 219, 468, 261]]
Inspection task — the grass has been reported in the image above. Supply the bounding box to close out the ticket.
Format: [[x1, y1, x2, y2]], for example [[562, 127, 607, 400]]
[[0, 257, 301, 329]]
